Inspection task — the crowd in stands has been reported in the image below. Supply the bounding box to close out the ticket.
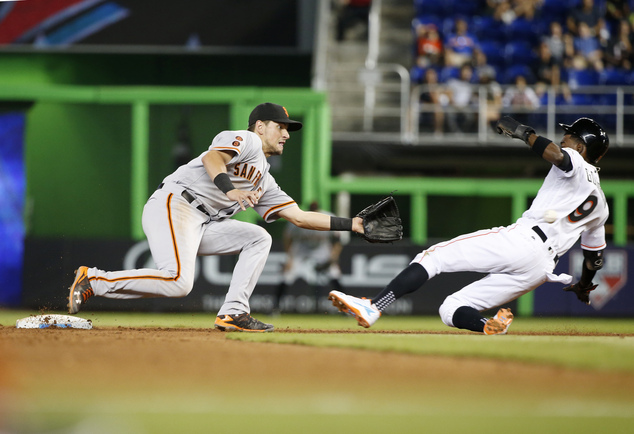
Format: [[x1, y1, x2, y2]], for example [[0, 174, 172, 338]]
[[411, 0, 634, 134]]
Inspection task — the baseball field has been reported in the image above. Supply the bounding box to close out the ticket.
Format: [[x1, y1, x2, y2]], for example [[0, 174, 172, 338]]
[[2, 310, 634, 434]]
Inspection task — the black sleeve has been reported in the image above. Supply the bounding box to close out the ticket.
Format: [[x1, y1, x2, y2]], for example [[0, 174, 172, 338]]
[[556, 150, 573, 172]]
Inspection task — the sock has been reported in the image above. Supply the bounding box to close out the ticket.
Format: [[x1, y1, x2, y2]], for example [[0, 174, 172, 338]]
[[372, 264, 429, 312], [452, 306, 487, 333]]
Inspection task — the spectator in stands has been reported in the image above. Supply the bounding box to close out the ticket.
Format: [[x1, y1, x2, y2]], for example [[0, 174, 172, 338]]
[[567, 0, 602, 36], [415, 23, 444, 68], [542, 21, 568, 66], [419, 68, 448, 136], [477, 67, 503, 130], [335, 0, 371, 42], [502, 74, 540, 124], [533, 41, 561, 86], [574, 21, 604, 71], [605, 0, 631, 33], [472, 48, 496, 84], [605, 19, 634, 69], [513, 0, 540, 21], [444, 18, 478, 67], [493, 0, 517, 25], [445, 63, 477, 132]]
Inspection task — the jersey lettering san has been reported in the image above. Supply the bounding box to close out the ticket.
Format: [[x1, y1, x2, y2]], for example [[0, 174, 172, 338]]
[[233, 162, 263, 187]]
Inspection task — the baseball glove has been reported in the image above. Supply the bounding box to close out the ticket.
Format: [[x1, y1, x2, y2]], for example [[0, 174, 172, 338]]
[[356, 195, 403, 243], [563, 282, 598, 305], [496, 116, 535, 144]]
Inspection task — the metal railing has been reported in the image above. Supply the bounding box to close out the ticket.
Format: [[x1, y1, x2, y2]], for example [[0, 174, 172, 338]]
[[410, 84, 634, 146]]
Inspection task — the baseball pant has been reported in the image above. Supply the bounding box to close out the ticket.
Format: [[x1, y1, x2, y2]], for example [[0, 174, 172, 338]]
[[410, 224, 566, 327], [87, 185, 272, 316]]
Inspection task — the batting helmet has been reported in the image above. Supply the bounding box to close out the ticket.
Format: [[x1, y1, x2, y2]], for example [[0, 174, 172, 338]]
[[559, 117, 609, 164]]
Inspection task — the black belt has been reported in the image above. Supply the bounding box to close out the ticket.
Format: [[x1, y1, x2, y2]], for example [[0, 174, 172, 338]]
[[158, 183, 210, 217], [532, 225, 559, 263]]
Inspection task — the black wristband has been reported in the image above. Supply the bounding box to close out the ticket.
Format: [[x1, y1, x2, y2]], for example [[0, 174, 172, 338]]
[[330, 216, 353, 231], [213, 173, 236, 194], [531, 135, 551, 157]]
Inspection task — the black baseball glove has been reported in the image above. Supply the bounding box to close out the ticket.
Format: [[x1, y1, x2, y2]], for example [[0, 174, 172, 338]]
[[563, 282, 598, 305], [356, 195, 403, 243], [496, 116, 535, 144]]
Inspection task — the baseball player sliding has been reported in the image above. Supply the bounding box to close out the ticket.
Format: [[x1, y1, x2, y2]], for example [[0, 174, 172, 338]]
[[67, 103, 366, 332], [330, 116, 609, 335]]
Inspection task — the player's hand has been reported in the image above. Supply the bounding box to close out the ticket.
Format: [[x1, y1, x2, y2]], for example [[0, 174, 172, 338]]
[[351, 216, 364, 234], [496, 116, 535, 144], [226, 189, 260, 211], [562, 282, 598, 305]]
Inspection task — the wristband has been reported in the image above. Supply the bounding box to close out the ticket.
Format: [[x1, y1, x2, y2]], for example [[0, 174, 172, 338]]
[[330, 216, 353, 231], [531, 135, 551, 157], [213, 173, 236, 194]]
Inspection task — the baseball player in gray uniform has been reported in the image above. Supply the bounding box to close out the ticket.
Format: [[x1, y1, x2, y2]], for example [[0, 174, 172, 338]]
[[68, 103, 365, 332], [330, 116, 609, 335]]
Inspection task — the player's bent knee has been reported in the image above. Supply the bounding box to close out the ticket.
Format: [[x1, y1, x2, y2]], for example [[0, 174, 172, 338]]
[[439, 297, 462, 327], [167, 277, 195, 298], [252, 226, 272, 248]]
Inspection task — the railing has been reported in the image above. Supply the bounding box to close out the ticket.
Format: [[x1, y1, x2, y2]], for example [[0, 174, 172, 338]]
[[410, 84, 634, 146]]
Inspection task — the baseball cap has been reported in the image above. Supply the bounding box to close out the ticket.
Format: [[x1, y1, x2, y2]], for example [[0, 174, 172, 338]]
[[248, 103, 303, 131]]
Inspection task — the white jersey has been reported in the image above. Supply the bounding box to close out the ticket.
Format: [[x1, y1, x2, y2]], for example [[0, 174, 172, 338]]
[[162, 130, 296, 222], [516, 147, 608, 255]]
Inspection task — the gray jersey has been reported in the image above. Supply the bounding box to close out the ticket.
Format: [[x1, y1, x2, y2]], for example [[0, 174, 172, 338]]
[[162, 130, 296, 222]]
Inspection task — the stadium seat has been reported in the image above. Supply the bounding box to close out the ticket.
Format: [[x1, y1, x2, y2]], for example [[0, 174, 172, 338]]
[[503, 64, 535, 84], [599, 68, 629, 85], [504, 41, 537, 67], [472, 15, 506, 44], [567, 68, 599, 87], [414, 0, 449, 18], [478, 40, 505, 69], [439, 66, 460, 82], [505, 17, 540, 46], [540, 0, 570, 25]]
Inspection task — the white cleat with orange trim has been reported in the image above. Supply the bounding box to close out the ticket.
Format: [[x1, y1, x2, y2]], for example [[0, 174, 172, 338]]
[[328, 290, 381, 328]]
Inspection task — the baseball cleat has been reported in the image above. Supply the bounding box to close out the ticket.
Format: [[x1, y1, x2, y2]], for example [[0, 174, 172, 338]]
[[214, 313, 274, 332], [328, 290, 381, 328], [483, 308, 514, 335], [68, 266, 94, 314]]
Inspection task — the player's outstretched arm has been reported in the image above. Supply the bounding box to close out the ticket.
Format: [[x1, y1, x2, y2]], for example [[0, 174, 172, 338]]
[[496, 116, 567, 167], [277, 205, 363, 233]]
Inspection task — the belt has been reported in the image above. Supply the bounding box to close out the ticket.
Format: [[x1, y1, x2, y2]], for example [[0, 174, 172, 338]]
[[532, 225, 559, 263], [158, 183, 210, 217]]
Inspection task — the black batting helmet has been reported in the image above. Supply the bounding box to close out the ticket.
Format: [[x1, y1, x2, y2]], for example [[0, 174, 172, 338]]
[[559, 117, 609, 164]]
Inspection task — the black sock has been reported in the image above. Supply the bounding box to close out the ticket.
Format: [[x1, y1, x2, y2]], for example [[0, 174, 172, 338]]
[[372, 264, 429, 312], [452, 306, 487, 333]]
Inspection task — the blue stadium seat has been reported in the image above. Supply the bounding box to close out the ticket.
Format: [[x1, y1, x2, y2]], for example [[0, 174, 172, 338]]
[[504, 41, 537, 67], [567, 68, 600, 87], [503, 64, 535, 84], [439, 66, 460, 82], [446, 0, 485, 17], [505, 17, 540, 46], [414, 0, 449, 18], [540, 0, 570, 25], [599, 68, 629, 85], [478, 40, 505, 69], [471, 15, 506, 44]]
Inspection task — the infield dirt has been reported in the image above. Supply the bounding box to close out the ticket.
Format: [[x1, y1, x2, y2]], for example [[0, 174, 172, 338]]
[[2, 326, 634, 432]]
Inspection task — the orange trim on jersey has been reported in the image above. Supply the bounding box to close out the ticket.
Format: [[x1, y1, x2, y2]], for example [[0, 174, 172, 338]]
[[263, 201, 297, 220], [581, 242, 607, 250], [213, 146, 242, 154], [89, 193, 182, 284]]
